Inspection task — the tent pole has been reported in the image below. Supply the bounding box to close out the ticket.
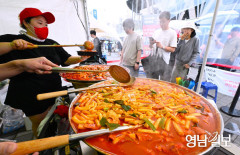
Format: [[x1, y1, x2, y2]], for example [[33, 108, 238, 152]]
[[136, 0, 139, 14], [196, 0, 221, 93], [132, 0, 134, 18], [83, 0, 90, 40]]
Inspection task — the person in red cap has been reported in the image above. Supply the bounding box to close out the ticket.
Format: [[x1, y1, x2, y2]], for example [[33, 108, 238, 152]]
[[0, 8, 89, 137]]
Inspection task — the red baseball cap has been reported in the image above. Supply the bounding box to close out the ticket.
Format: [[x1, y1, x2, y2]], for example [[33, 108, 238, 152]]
[[19, 8, 55, 25]]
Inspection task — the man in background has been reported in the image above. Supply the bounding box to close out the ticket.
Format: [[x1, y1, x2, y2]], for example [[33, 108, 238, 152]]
[[149, 11, 177, 81], [90, 30, 102, 58], [120, 18, 142, 77], [107, 41, 112, 56], [117, 41, 122, 52], [217, 27, 240, 71]]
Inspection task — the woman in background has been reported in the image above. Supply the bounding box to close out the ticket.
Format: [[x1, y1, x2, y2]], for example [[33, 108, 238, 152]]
[[171, 22, 199, 83]]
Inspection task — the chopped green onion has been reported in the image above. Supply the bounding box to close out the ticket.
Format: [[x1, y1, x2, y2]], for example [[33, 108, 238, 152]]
[[159, 117, 166, 129], [143, 118, 156, 131], [106, 122, 120, 130], [130, 113, 139, 117], [177, 109, 188, 113], [184, 90, 192, 98], [100, 117, 108, 127], [103, 107, 109, 111], [121, 104, 131, 111], [114, 100, 124, 105], [114, 100, 131, 111], [100, 117, 120, 130], [150, 89, 157, 94], [104, 98, 110, 103], [199, 103, 205, 113], [102, 92, 113, 97], [194, 105, 205, 112]]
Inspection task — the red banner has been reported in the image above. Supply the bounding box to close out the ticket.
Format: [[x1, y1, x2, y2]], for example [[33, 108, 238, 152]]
[[142, 14, 160, 56]]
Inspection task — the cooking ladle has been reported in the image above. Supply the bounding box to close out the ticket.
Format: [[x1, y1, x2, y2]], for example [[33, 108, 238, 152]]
[[52, 65, 131, 83], [27, 41, 95, 50], [37, 77, 136, 101]]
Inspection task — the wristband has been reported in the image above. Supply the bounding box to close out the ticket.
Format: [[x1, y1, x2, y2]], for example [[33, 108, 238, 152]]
[[135, 62, 140, 65]]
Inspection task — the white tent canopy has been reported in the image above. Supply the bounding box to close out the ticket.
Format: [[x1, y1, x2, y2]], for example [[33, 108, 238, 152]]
[[89, 15, 107, 33], [0, 0, 88, 56], [194, 10, 239, 25], [97, 30, 122, 42], [89, 15, 121, 41]]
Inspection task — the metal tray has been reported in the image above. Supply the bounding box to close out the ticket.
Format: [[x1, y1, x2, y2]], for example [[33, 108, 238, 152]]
[[77, 51, 97, 56]]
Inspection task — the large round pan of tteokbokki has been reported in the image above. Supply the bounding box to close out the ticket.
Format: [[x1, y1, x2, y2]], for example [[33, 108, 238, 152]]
[[69, 78, 223, 155]]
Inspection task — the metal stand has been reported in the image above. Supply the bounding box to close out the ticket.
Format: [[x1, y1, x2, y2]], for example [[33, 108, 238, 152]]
[[220, 84, 240, 117]]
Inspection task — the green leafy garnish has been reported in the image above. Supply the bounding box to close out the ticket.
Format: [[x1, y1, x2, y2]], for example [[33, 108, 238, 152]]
[[97, 90, 104, 93], [102, 93, 113, 97], [53, 43, 58, 45], [194, 106, 202, 110], [130, 113, 139, 117], [103, 107, 109, 111], [114, 100, 131, 111], [114, 100, 124, 105], [121, 105, 131, 111], [177, 109, 188, 113], [106, 122, 120, 130], [159, 117, 166, 129], [150, 89, 157, 94], [100, 117, 108, 127], [143, 118, 156, 131], [104, 98, 110, 103], [100, 117, 120, 130], [194, 105, 205, 112], [199, 103, 205, 113], [184, 90, 192, 98]]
